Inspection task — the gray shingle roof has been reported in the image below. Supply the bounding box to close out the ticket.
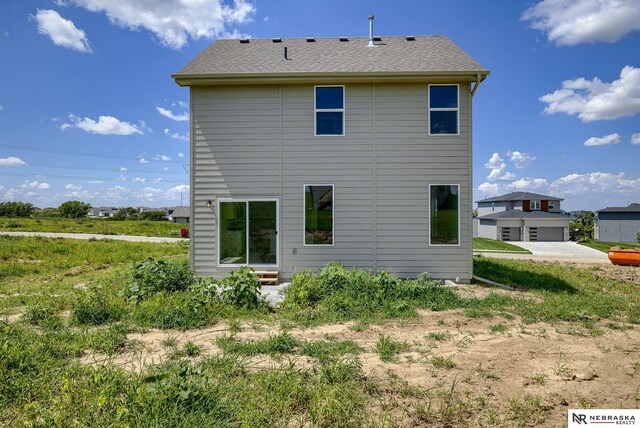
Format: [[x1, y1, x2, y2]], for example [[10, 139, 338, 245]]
[[171, 206, 191, 218], [479, 210, 569, 220], [597, 203, 640, 213], [476, 192, 563, 203], [173, 36, 488, 81]]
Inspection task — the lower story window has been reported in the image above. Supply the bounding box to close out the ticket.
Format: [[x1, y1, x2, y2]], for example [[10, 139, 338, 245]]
[[430, 184, 460, 245], [219, 200, 278, 265], [304, 185, 334, 245]]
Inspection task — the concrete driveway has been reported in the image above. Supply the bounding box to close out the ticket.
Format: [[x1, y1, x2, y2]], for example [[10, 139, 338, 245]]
[[479, 241, 610, 264]]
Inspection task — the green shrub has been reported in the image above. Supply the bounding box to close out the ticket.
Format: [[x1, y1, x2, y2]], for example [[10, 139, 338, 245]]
[[282, 271, 323, 309], [219, 266, 261, 309], [131, 292, 217, 330], [72, 288, 124, 325], [122, 258, 195, 303]]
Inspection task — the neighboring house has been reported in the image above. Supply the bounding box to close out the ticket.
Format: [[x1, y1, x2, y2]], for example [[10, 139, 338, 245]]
[[168, 206, 191, 224], [89, 207, 119, 218], [476, 192, 569, 242], [173, 33, 489, 281], [595, 203, 640, 243]]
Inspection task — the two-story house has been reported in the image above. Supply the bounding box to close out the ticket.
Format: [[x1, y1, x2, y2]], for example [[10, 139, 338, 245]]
[[595, 203, 640, 243], [172, 33, 489, 282], [476, 191, 569, 241]]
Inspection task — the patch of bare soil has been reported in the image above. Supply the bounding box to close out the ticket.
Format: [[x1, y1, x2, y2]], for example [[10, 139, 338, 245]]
[[82, 307, 640, 427], [588, 264, 640, 284]]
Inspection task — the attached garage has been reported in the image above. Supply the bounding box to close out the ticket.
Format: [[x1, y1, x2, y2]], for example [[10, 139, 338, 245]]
[[501, 227, 521, 241], [530, 227, 563, 242]]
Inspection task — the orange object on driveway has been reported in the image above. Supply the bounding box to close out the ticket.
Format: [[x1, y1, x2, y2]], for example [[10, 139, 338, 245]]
[[607, 248, 640, 266]]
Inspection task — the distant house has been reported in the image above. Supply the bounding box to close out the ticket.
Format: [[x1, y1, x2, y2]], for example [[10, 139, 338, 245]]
[[89, 207, 119, 218], [476, 192, 569, 241], [168, 206, 190, 224], [173, 33, 489, 281], [595, 203, 640, 243]]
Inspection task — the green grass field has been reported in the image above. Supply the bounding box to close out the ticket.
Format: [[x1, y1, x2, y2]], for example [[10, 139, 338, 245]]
[[473, 237, 531, 253], [578, 239, 639, 253], [0, 217, 187, 237], [1, 236, 638, 426]]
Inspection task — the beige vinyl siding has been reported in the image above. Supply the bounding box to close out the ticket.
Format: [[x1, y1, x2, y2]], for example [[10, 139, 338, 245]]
[[191, 82, 473, 280]]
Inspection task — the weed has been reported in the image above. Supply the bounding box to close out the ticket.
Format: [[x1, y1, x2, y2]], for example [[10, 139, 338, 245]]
[[183, 341, 204, 357], [489, 322, 508, 334], [523, 372, 548, 386], [219, 266, 261, 309], [431, 355, 456, 369], [162, 335, 178, 348], [472, 363, 500, 380], [301, 339, 362, 362], [87, 323, 129, 356], [122, 257, 194, 303], [427, 331, 452, 341], [376, 334, 409, 363], [71, 288, 124, 325], [216, 333, 299, 356], [227, 318, 242, 333]]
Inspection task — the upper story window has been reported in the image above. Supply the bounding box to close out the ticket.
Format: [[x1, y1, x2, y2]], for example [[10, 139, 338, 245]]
[[530, 200, 541, 211], [315, 86, 344, 136], [548, 201, 555, 210], [428, 84, 459, 135]]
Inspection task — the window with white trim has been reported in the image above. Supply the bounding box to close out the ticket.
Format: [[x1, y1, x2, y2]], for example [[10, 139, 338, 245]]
[[315, 86, 344, 136], [429, 184, 460, 245], [304, 184, 334, 245], [428, 85, 459, 135], [530, 200, 541, 211], [548, 201, 555, 210]]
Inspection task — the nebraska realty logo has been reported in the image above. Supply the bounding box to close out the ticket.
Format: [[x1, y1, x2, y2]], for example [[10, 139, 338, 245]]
[[569, 409, 639, 426]]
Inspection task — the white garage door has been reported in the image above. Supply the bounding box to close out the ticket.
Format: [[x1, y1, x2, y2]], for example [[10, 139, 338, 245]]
[[535, 227, 563, 241]]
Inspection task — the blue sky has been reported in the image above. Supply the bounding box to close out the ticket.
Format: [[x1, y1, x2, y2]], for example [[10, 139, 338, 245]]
[[0, 0, 638, 211]]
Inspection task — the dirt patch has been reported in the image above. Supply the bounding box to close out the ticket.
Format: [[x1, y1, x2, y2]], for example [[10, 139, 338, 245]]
[[588, 264, 640, 284], [80, 309, 640, 426]]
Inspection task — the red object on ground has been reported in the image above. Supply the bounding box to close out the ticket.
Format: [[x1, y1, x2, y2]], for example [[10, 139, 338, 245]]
[[180, 228, 189, 238], [608, 248, 640, 266]]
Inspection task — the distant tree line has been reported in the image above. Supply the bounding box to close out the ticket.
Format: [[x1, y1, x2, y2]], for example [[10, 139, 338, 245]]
[[0, 201, 167, 221]]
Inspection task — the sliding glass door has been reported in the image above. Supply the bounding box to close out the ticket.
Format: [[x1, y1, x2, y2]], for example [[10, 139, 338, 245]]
[[219, 200, 278, 266]]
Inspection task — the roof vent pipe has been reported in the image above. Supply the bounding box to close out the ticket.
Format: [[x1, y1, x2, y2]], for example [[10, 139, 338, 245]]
[[367, 15, 376, 47], [284, 46, 288, 60]]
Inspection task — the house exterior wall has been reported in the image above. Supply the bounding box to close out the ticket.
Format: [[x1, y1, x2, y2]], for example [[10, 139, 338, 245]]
[[190, 82, 473, 280], [596, 212, 640, 243], [477, 219, 497, 239], [477, 202, 507, 218]]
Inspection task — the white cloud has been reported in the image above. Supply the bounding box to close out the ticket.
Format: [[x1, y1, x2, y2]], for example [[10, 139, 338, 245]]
[[65, 184, 83, 190], [583, 132, 621, 146], [68, 0, 256, 49], [632, 133, 640, 145], [510, 177, 549, 191], [0, 104, 3, 111], [32, 9, 92, 53], [139, 158, 149, 164], [484, 153, 514, 181], [61, 114, 143, 135], [177, 101, 188, 108], [152, 154, 172, 162], [540, 66, 640, 122], [119, 167, 128, 171], [177, 152, 184, 158], [507, 151, 536, 168], [522, 0, 640, 46], [0, 156, 27, 166], [131, 177, 146, 183], [164, 128, 189, 142], [477, 182, 499, 195], [21, 180, 51, 190], [550, 172, 640, 197], [156, 106, 188, 121]]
